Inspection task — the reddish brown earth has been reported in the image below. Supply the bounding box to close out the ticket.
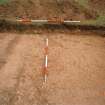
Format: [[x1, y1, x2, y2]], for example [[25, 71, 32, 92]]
[[0, 31, 105, 105], [0, 0, 97, 20], [89, 0, 105, 14]]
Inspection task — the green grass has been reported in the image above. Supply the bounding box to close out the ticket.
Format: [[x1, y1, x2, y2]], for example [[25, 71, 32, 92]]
[[77, 15, 104, 26], [95, 15, 105, 26], [75, 0, 105, 27], [0, 0, 9, 4], [75, 0, 89, 7]]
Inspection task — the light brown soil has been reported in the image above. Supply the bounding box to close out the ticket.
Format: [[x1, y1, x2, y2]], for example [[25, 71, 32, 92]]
[[0, 31, 105, 105]]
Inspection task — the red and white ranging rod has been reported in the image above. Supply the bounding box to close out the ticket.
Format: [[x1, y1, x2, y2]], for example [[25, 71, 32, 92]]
[[17, 19, 80, 24], [43, 38, 48, 83]]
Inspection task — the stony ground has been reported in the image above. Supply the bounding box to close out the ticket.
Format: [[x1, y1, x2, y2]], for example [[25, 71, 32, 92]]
[[0, 31, 105, 105]]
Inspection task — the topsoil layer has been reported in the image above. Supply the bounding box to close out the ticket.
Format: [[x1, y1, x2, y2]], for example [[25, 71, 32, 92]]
[[0, 0, 98, 20]]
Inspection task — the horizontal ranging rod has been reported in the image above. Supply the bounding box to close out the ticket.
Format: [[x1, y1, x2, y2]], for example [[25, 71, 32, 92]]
[[16, 19, 80, 24]]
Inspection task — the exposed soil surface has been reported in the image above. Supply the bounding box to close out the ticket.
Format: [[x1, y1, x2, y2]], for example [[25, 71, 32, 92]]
[[0, 31, 105, 105], [89, 0, 105, 14], [0, 0, 98, 20], [0, 0, 105, 105]]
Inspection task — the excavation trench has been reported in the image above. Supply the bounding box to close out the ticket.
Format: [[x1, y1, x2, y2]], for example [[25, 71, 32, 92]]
[[0, 31, 105, 105]]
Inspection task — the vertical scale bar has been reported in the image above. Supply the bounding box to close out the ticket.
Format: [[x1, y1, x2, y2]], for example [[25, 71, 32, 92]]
[[43, 38, 48, 83]]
